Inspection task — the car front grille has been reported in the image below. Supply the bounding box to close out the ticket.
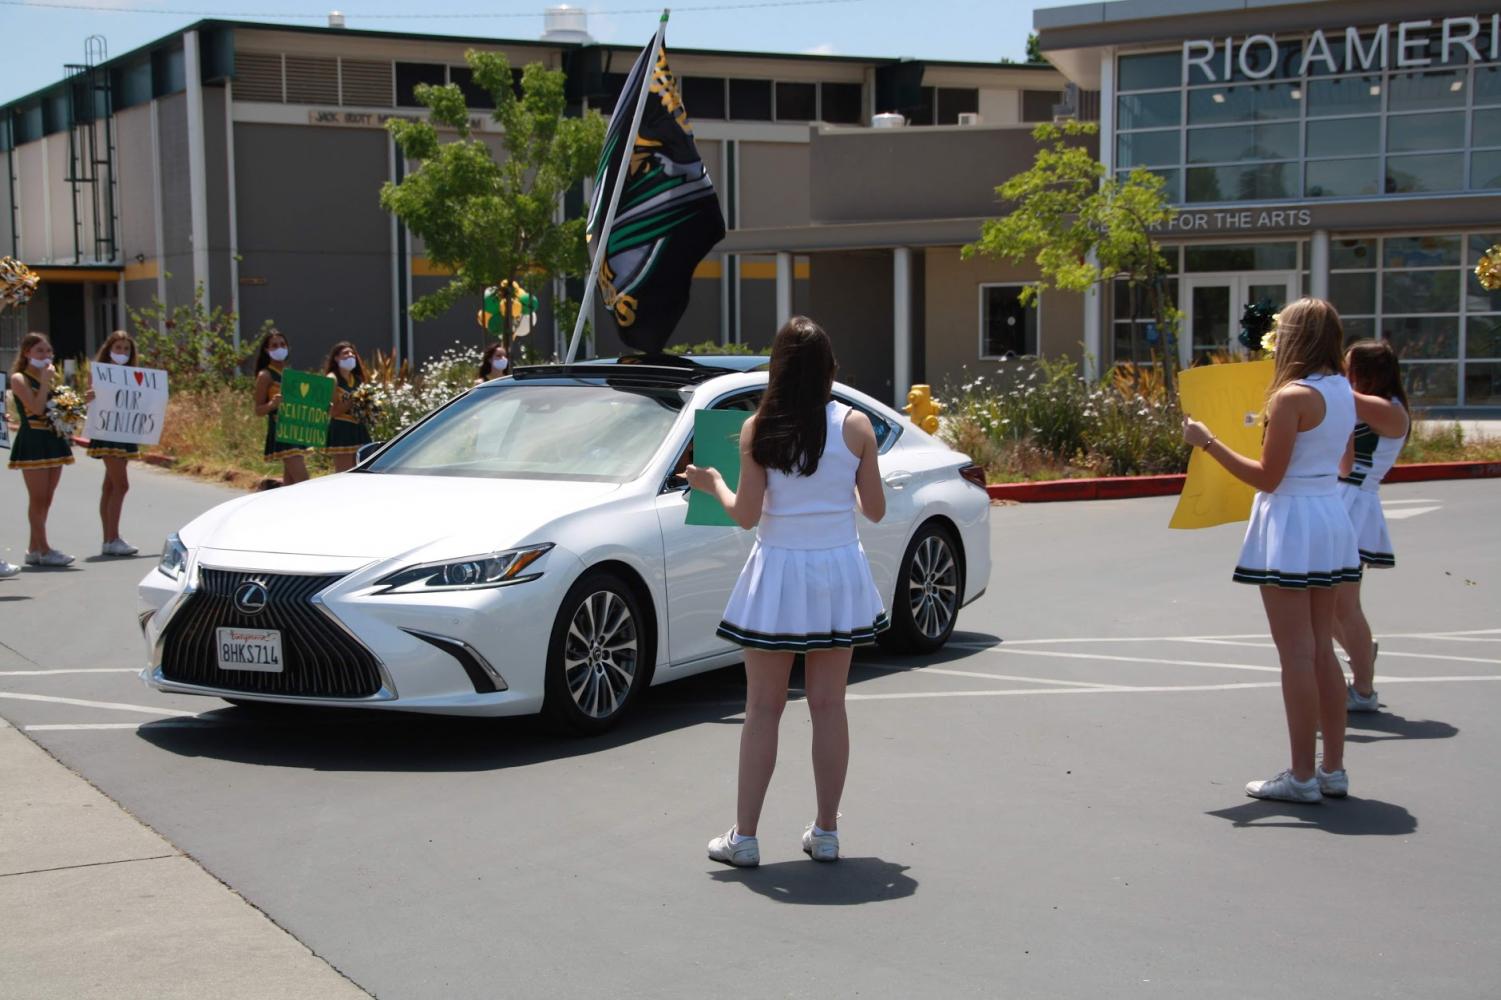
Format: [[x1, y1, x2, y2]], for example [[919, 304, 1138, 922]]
[[159, 569, 384, 698]]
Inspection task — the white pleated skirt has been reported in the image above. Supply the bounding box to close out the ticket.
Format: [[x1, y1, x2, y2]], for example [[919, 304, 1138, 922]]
[[717, 530, 888, 652], [1233, 483, 1363, 589], [1339, 482, 1395, 568]]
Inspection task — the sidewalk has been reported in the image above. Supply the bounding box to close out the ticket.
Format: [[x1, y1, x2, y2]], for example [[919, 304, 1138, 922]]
[[0, 719, 369, 1000]]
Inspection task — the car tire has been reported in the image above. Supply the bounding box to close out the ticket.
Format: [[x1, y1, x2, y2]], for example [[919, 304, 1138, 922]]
[[878, 522, 963, 655], [543, 570, 650, 736]]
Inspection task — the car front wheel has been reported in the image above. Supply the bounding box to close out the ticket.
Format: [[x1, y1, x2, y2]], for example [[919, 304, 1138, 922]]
[[543, 571, 649, 735], [879, 523, 962, 654]]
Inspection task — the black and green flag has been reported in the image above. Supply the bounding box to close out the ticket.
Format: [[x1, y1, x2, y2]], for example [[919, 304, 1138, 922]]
[[588, 30, 725, 354]]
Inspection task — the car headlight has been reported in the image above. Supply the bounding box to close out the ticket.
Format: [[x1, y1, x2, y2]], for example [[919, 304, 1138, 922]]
[[374, 544, 554, 595], [159, 533, 188, 580]]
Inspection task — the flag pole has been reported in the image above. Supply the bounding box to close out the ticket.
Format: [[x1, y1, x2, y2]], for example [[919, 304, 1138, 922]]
[[565, 10, 671, 364]]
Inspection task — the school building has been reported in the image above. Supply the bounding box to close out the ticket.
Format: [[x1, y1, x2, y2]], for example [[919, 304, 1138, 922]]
[[0, 11, 1078, 404], [7, 3, 1492, 411], [1035, 0, 1501, 410]]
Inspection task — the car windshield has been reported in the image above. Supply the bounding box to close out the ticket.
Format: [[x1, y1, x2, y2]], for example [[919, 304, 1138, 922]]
[[363, 382, 686, 482]]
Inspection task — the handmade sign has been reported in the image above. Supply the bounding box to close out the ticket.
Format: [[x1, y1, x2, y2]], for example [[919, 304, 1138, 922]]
[[686, 408, 749, 527], [1170, 360, 1274, 530], [84, 363, 169, 445], [275, 370, 334, 448]]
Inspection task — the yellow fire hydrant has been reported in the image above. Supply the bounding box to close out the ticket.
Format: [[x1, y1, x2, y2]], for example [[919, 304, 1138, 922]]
[[903, 385, 945, 434]]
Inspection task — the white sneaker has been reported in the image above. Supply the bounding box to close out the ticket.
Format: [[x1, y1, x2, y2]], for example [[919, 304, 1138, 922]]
[[1344, 642, 1379, 712], [1317, 766, 1349, 799], [707, 828, 759, 868], [0, 560, 19, 579], [26, 549, 73, 567], [1246, 769, 1322, 803], [101, 538, 139, 557], [801, 823, 840, 862]]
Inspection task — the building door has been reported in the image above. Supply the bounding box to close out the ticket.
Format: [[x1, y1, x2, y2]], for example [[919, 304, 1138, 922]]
[[1181, 273, 1297, 367]]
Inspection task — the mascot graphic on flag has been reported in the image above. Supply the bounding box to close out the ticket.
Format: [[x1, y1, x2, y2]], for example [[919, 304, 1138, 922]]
[[588, 39, 726, 354]]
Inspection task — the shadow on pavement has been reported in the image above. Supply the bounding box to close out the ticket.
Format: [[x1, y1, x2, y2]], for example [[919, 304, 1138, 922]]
[[707, 858, 917, 905], [0, 595, 32, 602], [1345, 712, 1459, 743], [132, 635, 1005, 773], [1206, 797, 1417, 836]]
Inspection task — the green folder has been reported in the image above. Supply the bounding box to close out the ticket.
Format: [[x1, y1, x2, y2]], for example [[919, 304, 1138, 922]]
[[686, 409, 751, 527]]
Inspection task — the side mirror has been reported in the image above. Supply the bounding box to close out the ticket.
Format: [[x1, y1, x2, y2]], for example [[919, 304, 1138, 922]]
[[355, 441, 386, 465]]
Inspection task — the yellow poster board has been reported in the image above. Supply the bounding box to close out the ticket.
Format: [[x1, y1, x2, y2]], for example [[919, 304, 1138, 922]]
[[1170, 360, 1274, 530]]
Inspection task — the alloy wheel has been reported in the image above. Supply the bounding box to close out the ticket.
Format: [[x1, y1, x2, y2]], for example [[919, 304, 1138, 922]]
[[562, 590, 640, 719], [907, 534, 959, 640]]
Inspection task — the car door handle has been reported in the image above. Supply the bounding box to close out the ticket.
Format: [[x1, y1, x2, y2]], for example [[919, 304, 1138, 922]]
[[883, 471, 913, 490]]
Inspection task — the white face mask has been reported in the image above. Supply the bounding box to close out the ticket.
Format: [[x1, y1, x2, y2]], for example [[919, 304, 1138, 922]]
[[338, 356, 358, 371], [110, 352, 131, 366], [268, 347, 289, 362], [28, 356, 50, 370], [492, 356, 508, 372]]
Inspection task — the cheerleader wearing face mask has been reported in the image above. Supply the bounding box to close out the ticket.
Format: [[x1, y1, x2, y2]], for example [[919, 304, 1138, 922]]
[[7, 332, 75, 569], [253, 329, 310, 486], [324, 341, 373, 474], [476, 343, 510, 385], [84, 331, 144, 556]]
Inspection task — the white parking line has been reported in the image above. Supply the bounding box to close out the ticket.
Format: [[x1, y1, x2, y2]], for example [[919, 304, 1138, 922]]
[[955, 646, 1282, 674], [0, 668, 140, 677], [1383, 506, 1442, 520], [0, 692, 195, 716], [844, 675, 1501, 703], [1170, 638, 1501, 667], [871, 665, 1122, 688]]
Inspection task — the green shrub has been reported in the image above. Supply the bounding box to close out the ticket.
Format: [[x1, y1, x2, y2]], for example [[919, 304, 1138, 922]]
[[940, 358, 1189, 481]]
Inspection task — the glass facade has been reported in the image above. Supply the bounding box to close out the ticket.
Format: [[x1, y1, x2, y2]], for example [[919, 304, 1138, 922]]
[[1328, 232, 1501, 406], [1115, 41, 1501, 203]]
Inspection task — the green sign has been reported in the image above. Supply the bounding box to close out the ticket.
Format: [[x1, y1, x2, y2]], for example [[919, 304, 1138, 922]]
[[275, 370, 333, 448], [686, 409, 750, 527]]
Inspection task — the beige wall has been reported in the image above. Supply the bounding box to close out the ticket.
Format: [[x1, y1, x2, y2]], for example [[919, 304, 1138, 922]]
[[922, 246, 1084, 391], [738, 141, 811, 229]]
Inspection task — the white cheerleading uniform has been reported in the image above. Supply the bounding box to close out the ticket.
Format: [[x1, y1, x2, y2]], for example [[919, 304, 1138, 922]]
[[1338, 399, 1405, 568], [1233, 373, 1363, 589], [717, 401, 888, 651]]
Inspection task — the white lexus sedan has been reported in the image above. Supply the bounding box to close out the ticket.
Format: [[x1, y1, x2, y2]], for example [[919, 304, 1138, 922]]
[[139, 357, 991, 733]]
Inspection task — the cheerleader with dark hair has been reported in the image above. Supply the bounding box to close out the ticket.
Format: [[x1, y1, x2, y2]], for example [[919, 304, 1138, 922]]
[[85, 331, 142, 556], [324, 341, 373, 473], [253, 329, 310, 485]]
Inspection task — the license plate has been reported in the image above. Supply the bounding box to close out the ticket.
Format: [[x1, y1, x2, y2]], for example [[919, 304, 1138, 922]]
[[216, 627, 284, 673]]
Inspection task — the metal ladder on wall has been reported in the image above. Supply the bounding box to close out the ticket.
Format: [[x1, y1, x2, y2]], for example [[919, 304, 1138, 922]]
[[63, 35, 119, 265]]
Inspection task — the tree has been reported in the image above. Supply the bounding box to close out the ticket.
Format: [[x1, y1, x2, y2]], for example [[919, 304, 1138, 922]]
[[381, 51, 606, 351], [1026, 32, 1044, 64], [962, 119, 1183, 398]]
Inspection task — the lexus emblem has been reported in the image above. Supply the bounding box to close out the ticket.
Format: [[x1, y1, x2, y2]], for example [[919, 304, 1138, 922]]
[[233, 580, 270, 616]]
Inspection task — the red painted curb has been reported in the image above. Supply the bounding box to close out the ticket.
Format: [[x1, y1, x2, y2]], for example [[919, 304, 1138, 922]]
[[987, 461, 1501, 503], [1384, 460, 1501, 483]]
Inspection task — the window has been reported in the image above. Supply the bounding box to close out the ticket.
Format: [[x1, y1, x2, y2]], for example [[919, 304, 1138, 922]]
[[1021, 89, 1061, 123], [979, 285, 1038, 359], [729, 79, 773, 121], [937, 87, 979, 124], [907, 86, 936, 126], [682, 76, 725, 120], [449, 66, 511, 110], [396, 62, 446, 108], [819, 82, 863, 124], [775, 81, 816, 122], [1117, 38, 1501, 203]]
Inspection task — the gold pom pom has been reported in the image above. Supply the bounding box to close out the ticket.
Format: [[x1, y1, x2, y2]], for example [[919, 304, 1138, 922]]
[[1476, 246, 1501, 292]]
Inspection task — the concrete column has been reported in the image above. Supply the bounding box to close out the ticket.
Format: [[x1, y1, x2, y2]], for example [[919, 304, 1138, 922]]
[[224, 79, 241, 347], [1310, 229, 1330, 301], [774, 251, 793, 330], [183, 29, 211, 306], [1084, 46, 1116, 380], [893, 246, 912, 406]]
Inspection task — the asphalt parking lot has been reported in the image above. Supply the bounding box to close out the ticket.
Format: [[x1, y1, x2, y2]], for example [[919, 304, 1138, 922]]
[[2, 458, 1497, 998]]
